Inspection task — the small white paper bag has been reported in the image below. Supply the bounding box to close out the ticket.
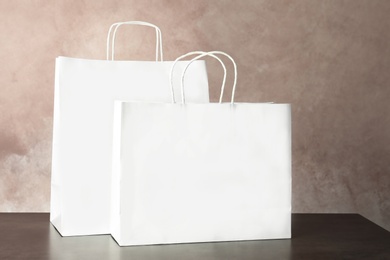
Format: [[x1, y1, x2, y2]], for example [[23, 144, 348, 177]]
[[111, 51, 291, 246]]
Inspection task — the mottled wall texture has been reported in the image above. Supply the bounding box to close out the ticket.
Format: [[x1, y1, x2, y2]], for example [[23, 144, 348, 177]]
[[0, 0, 389, 230]]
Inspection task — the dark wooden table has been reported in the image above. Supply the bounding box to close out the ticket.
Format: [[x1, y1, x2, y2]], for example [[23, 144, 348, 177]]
[[0, 213, 388, 259]]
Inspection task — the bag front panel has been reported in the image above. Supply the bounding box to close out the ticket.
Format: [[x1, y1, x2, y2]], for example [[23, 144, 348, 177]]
[[116, 102, 291, 245], [50, 57, 209, 236]]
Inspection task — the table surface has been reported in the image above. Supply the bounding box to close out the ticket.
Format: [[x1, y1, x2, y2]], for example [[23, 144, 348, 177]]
[[0, 213, 389, 260]]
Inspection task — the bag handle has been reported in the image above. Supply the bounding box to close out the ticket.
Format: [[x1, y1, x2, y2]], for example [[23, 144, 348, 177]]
[[181, 51, 237, 104], [169, 51, 227, 103], [106, 21, 163, 61]]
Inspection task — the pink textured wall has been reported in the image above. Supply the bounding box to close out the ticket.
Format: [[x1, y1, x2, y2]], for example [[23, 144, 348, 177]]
[[0, 0, 389, 230]]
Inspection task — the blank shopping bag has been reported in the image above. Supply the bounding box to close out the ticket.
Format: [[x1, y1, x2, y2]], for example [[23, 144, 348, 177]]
[[50, 22, 209, 237], [111, 51, 291, 246]]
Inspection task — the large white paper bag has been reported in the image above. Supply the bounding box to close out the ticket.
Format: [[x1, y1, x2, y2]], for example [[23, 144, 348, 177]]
[[50, 22, 209, 237], [112, 51, 291, 246]]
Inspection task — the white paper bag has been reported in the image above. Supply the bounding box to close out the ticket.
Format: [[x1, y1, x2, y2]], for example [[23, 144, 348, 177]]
[[112, 51, 291, 246], [50, 22, 209, 237]]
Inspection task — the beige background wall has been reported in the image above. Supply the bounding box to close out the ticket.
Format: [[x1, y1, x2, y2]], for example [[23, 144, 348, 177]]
[[0, 0, 389, 231]]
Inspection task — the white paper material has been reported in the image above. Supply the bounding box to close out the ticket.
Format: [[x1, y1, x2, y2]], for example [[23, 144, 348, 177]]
[[50, 57, 209, 236], [112, 102, 291, 246]]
